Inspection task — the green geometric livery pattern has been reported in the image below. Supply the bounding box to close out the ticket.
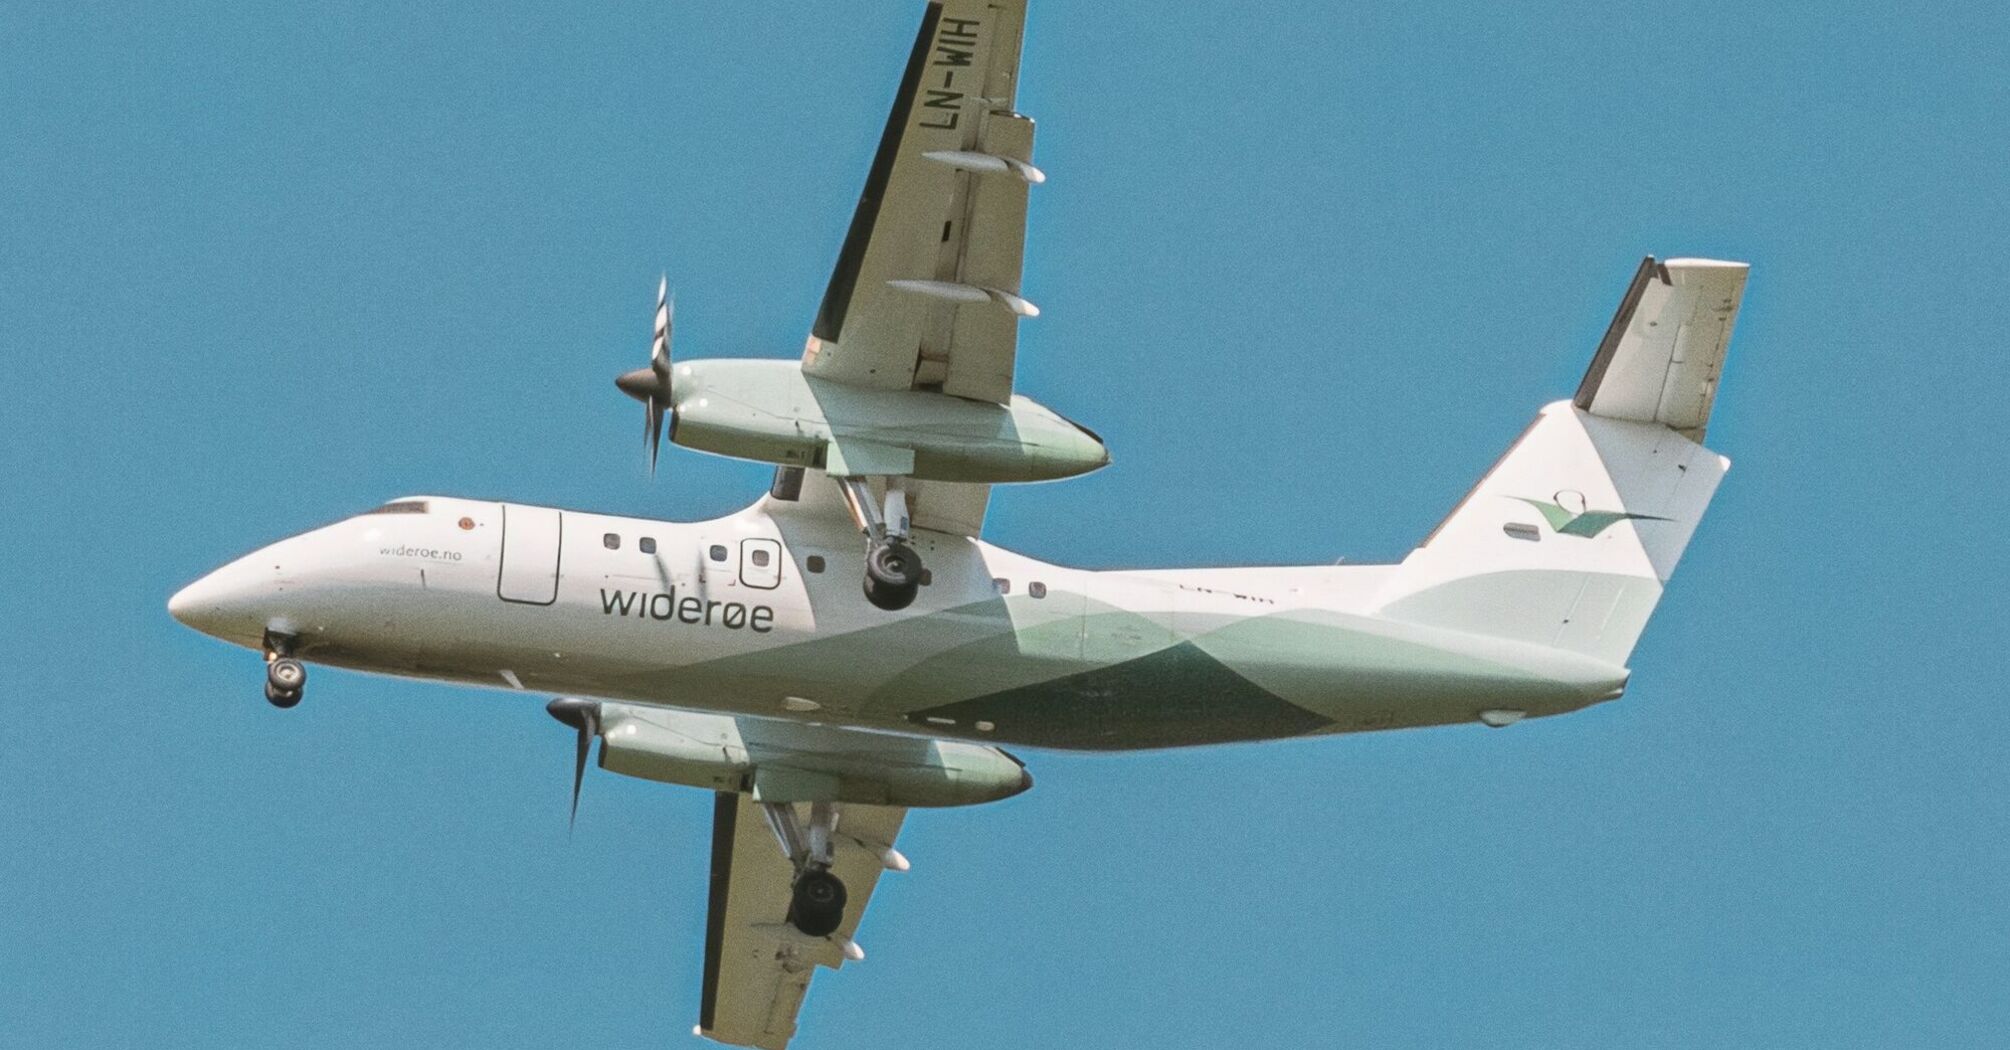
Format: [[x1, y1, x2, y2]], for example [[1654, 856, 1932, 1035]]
[[906, 642, 1331, 749]]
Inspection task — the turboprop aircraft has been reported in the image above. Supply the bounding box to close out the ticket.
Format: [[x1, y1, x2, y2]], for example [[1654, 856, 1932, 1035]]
[[167, 0, 1748, 1046]]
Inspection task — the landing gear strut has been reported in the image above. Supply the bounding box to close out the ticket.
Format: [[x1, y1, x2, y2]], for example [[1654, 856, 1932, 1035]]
[[762, 800, 850, 938], [263, 630, 304, 708], [837, 478, 921, 611]]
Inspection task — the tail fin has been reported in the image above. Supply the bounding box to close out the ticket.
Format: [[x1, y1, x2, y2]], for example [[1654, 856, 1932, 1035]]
[[1374, 257, 1746, 666]]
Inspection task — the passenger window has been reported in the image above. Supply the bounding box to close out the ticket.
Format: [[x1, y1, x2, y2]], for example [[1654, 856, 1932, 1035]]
[[920, 569, 932, 586], [639, 537, 657, 555], [603, 533, 620, 550], [994, 578, 1011, 594], [750, 548, 771, 568], [709, 545, 727, 562], [1029, 581, 1047, 599], [806, 555, 825, 574]]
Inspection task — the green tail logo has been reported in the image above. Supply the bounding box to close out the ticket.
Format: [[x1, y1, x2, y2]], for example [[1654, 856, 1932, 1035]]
[[1512, 491, 1668, 538]]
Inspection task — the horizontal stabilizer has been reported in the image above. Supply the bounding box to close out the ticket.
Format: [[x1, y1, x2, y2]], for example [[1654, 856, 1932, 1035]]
[[1575, 257, 1748, 442]]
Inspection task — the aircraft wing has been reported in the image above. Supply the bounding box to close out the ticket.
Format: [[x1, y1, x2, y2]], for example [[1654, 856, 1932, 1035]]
[[697, 793, 908, 1050], [904, 477, 990, 538], [802, 0, 1036, 405]]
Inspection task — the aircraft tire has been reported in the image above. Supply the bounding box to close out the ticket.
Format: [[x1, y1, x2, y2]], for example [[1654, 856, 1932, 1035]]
[[264, 682, 302, 708], [863, 573, 918, 611], [789, 870, 848, 938], [865, 541, 922, 589], [267, 657, 307, 692]]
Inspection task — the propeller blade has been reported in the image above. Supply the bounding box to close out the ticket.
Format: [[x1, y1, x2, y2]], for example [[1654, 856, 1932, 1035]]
[[652, 276, 673, 374], [647, 400, 664, 475], [546, 699, 601, 829], [569, 713, 592, 827], [619, 275, 677, 475]]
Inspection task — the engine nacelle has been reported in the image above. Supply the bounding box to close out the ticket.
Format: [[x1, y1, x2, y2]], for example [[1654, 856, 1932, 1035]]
[[588, 701, 1033, 808], [666, 359, 1109, 483]]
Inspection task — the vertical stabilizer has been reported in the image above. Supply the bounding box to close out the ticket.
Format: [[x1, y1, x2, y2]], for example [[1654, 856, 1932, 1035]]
[[1372, 257, 1745, 666]]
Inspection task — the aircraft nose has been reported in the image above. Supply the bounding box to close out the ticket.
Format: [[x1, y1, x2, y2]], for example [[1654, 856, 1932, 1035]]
[[167, 555, 280, 643], [166, 578, 203, 625], [168, 569, 235, 633]]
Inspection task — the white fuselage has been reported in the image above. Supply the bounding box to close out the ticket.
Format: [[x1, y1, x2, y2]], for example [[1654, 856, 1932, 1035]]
[[169, 495, 1630, 750]]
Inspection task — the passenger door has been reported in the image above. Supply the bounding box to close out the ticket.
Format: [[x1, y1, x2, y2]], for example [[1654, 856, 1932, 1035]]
[[497, 504, 562, 604]]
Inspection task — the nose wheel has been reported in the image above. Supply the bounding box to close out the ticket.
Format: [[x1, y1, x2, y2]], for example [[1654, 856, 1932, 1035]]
[[263, 631, 305, 708]]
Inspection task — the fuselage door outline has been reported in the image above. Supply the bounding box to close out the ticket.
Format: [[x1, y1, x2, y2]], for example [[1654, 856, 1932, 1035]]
[[497, 504, 563, 605], [740, 537, 782, 590]]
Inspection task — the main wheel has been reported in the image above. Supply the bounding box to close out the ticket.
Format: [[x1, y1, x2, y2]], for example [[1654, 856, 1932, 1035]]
[[789, 869, 848, 937], [863, 541, 922, 611], [264, 681, 302, 708], [866, 541, 921, 587], [863, 573, 919, 611], [267, 657, 307, 692]]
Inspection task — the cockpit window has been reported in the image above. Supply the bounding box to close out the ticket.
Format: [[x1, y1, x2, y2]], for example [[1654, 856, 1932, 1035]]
[[363, 500, 430, 515]]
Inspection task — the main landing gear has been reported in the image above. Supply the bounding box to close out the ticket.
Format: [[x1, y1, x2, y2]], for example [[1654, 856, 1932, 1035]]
[[864, 539, 922, 611], [263, 630, 305, 708], [791, 869, 849, 938], [836, 478, 922, 611], [761, 800, 850, 938]]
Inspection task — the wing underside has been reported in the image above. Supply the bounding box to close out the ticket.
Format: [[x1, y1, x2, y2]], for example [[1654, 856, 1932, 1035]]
[[804, 0, 1034, 404], [698, 794, 907, 1050], [767, 465, 991, 540]]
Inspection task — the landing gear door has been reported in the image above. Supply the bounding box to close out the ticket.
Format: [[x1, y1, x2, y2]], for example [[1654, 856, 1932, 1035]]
[[741, 538, 782, 590], [498, 504, 562, 604]]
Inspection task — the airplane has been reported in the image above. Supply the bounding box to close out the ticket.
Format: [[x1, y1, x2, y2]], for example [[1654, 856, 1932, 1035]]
[[166, 1, 1748, 1046]]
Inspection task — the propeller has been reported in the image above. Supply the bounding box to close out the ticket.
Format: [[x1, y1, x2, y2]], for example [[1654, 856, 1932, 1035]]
[[545, 698, 603, 828], [615, 275, 675, 473]]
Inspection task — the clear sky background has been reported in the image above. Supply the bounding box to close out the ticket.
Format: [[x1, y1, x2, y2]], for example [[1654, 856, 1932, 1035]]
[[5, 1, 2008, 1046]]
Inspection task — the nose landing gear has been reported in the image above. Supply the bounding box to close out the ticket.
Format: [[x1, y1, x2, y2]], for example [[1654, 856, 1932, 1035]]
[[263, 631, 305, 708]]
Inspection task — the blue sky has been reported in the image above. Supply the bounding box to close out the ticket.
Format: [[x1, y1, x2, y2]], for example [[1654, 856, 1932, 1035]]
[[5, 1, 2008, 1046]]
